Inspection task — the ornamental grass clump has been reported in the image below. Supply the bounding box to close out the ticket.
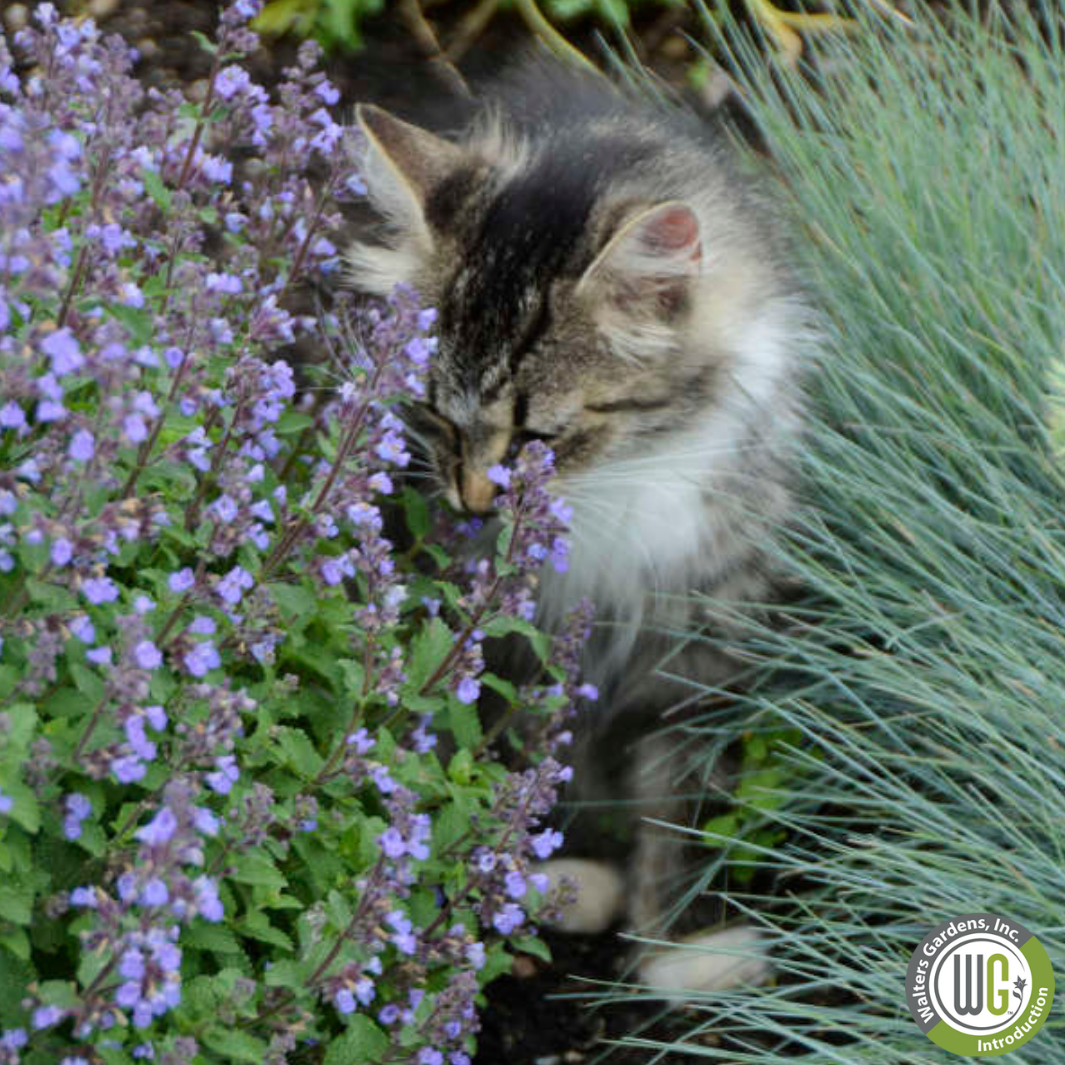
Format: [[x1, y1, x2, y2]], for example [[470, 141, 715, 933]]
[[0, 5, 592, 1063], [610, 2, 1065, 1060]]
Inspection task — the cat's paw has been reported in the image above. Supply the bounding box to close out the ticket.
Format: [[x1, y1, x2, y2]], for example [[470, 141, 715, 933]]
[[536, 858, 626, 934], [636, 925, 770, 1000]]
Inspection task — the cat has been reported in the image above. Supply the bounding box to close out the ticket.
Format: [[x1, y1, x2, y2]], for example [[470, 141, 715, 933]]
[[347, 57, 812, 997]]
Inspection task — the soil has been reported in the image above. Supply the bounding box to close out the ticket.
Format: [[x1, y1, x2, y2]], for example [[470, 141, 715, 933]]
[[7, 1, 764, 1060]]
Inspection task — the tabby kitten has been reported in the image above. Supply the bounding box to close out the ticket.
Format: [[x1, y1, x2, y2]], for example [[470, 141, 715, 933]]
[[349, 60, 811, 994]]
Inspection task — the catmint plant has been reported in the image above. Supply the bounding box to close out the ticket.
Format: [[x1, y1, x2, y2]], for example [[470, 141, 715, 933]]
[[0, 4, 592, 1063]]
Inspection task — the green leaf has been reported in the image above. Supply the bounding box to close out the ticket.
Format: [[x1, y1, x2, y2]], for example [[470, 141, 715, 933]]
[[0, 926, 31, 964], [24, 578, 77, 612], [322, 1016, 388, 1065], [480, 671, 518, 704], [69, 663, 105, 702], [432, 796, 474, 853], [184, 923, 242, 954], [511, 934, 552, 963], [238, 910, 293, 950], [273, 726, 324, 778], [203, 1027, 270, 1063], [106, 302, 155, 346], [480, 614, 550, 662], [336, 657, 365, 696], [231, 852, 287, 890], [262, 958, 307, 988], [404, 618, 453, 693], [0, 783, 39, 835], [401, 485, 430, 538], [141, 167, 171, 210], [270, 581, 318, 624], [446, 694, 482, 748], [275, 410, 315, 435]]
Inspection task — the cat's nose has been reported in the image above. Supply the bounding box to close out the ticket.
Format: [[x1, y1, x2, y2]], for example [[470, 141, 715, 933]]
[[459, 468, 499, 514]]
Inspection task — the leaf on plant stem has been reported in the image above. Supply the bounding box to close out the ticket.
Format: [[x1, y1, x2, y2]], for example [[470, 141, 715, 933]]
[[238, 910, 294, 950], [231, 852, 287, 890], [447, 693, 483, 748], [322, 1016, 388, 1065], [511, 935, 552, 963], [184, 923, 242, 954], [401, 485, 430, 539], [0, 783, 39, 835], [480, 614, 551, 663], [480, 671, 518, 704], [404, 617, 454, 693], [202, 1027, 270, 1063], [140, 167, 171, 210], [273, 725, 324, 778], [0, 882, 34, 926]]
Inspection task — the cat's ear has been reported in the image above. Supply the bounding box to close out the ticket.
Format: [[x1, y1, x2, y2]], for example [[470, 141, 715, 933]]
[[356, 104, 465, 225], [578, 201, 702, 318]]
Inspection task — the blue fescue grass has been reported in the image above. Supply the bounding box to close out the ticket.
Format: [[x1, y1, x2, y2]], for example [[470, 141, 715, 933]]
[[616, 2, 1065, 1060]]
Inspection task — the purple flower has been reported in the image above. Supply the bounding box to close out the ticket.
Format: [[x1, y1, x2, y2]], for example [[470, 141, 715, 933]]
[[504, 870, 527, 899], [51, 538, 74, 566], [112, 755, 147, 784], [37, 399, 67, 422], [418, 1050, 443, 1065], [206, 754, 238, 794], [140, 878, 169, 906], [0, 401, 25, 430], [193, 876, 223, 921], [125, 718, 157, 762], [145, 705, 167, 730], [168, 567, 195, 593], [32, 1005, 64, 1030], [69, 887, 97, 908], [491, 903, 525, 935], [206, 271, 243, 294], [378, 827, 405, 859], [214, 65, 251, 99], [0, 791, 12, 815], [120, 949, 145, 980], [69, 615, 95, 642], [86, 646, 112, 666], [193, 807, 219, 836], [66, 792, 91, 819], [455, 676, 480, 705], [529, 828, 564, 860], [69, 428, 95, 462], [347, 728, 374, 754], [334, 989, 356, 1015], [215, 564, 253, 605], [133, 640, 162, 670], [486, 464, 511, 489], [82, 575, 119, 604], [42, 328, 84, 375], [0, 1029, 27, 1051], [124, 413, 148, 442], [183, 640, 220, 677], [135, 806, 177, 846]]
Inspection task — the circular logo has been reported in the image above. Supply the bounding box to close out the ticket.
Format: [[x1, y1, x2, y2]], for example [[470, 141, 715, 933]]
[[906, 913, 1055, 1056]]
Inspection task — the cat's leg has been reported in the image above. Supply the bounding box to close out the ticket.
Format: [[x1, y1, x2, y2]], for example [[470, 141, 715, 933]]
[[637, 925, 771, 999], [536, 857, 626, 933], [627, 731, 772, 996]]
